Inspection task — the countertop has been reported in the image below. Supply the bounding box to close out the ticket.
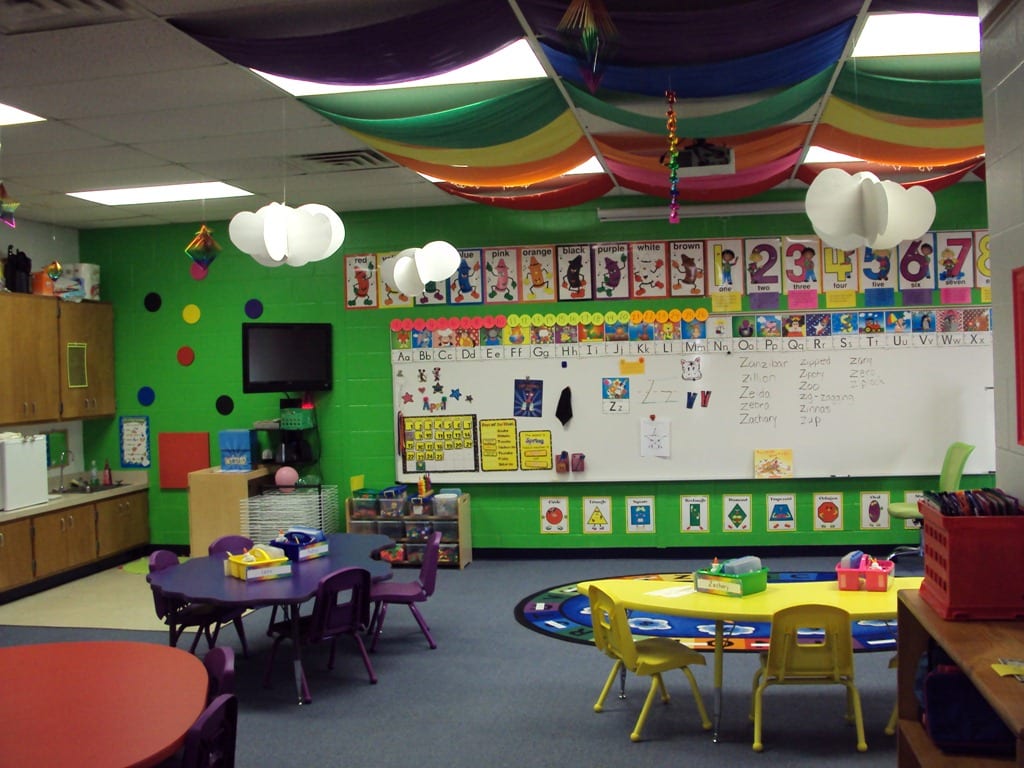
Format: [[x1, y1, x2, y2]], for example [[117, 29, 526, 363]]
[[0, 470, 149, 522]]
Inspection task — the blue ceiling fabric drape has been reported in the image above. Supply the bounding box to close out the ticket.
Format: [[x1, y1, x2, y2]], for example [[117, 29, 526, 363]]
[[516, 0, 865, 66], [171, 0, 523, 86], [544, 17, 855, 98]]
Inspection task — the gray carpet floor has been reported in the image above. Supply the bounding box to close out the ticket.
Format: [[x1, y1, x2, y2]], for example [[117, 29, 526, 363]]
[[0, 552, 922, 767]]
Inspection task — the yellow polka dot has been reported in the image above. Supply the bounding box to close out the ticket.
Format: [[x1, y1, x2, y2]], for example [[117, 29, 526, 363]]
[[182, 304, 201, 324]]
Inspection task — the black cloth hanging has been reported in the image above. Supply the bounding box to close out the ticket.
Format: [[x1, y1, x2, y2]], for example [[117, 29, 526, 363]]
[[555, 386, 573, 426]]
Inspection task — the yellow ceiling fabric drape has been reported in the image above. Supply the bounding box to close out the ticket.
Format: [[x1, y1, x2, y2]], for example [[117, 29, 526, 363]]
[[382, 137, 596, 186], [821, 98, 984, 149]]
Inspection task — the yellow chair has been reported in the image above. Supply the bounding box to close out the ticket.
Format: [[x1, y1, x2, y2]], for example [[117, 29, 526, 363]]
[[750, 603, 866, 753], [588, 584, 712, 742], [888, 441, 974, 561], [885, 654, 899, 736]]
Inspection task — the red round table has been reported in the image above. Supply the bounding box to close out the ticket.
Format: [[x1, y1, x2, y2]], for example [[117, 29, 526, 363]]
[[0, 640, 208, 767]]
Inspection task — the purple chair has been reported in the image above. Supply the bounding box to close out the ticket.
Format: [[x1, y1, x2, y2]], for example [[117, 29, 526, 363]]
[[148, 550, 250, 658], [263, 566, 377, 701], [180, 693, 237, 768], [368, 530, 442, 651], [203, 646, 235, 704], [207, 535, 253, 558]]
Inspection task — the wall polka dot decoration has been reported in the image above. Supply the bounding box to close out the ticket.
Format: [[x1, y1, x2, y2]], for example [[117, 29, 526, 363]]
[[190, 263, 209, 281], [215, 395, 234, 415], [182, 304, 201, 324], [245, 299, 263, 319], [138, 386, 156, 406], [177, 346, 195, 366], [144, 293, 162, 312]]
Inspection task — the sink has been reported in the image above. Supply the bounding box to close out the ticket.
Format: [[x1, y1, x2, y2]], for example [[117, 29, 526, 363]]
[[50, 486, 94, 495]]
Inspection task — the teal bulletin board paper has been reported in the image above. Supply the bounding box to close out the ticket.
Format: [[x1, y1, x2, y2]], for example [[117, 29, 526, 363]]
[[119, 416, 151, 468]]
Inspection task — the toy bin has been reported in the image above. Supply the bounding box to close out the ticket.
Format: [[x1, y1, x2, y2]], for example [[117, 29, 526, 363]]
[[920, 498, 1024, 620], [225, 547, 291, 581], [695, 568, 768, 597], [379, 496, 409, 517], [433, 493, 459, 517], [438, 544, 459, 566], [434, 520, 459, 542], [348, 520, 378, 536], [350, 490, 380, 519], [410, 495, 433, 516], [836, 559, 894, 591], [404, 521, 434, 541], [271, 528, 328, 562], [377, 521, 405, 540], [405, 544, 425, 564]]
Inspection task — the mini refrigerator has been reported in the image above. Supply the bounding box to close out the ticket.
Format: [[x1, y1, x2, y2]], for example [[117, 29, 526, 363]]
[[0, 434, 49, 511]]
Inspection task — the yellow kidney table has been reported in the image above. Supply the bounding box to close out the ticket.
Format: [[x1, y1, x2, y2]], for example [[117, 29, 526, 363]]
[[577, 575, 923, 741]]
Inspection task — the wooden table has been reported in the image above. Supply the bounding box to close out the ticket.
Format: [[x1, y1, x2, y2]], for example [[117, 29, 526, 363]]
[[579, 575, 923, 741], [0, 640, 207, 767], [148, 532, 393, 704]]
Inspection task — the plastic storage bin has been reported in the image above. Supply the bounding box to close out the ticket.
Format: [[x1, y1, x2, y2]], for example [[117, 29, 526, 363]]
[[404, 521, 434, 541], [379, 497, 409, 517], [225, 547, 291, 581], [350, 490, 380, 519], [438, 544, 459, 565], [836, 559, 894, 591], [377, 521, 405, 540], [434, 520, 459, 542], [348, 520, 378, 535], [433, 493, 459, 517], [920, 497, 1024, 620], [695, 567, 768, 597]]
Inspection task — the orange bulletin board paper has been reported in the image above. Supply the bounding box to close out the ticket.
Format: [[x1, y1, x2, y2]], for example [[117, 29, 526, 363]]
[[158, 432, 210, 489]]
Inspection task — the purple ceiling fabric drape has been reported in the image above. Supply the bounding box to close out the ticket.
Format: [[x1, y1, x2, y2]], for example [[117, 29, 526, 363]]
[[172, 0, 523, 86], [516, 0, 865, 66]]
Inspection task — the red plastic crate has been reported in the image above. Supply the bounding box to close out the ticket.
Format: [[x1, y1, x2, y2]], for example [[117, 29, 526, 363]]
[[919, 497, 1024, 620]]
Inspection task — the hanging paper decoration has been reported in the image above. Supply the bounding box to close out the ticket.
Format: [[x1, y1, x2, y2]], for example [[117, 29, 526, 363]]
[[0, 183, 19, 229], [665, 90, 680, 224], [184, 224, 221, 269], [556, 0, 618, 93]]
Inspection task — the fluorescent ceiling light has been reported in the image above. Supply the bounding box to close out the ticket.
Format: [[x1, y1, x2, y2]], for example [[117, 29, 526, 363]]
[[853, 14, 979, 57], [566, 157, 605, 175], [0, 103, 45, 126], [255, 39, 546, 96], [804, 146, 864, 164], [598, 201, 806, 222], [68, 181, 252, 206]]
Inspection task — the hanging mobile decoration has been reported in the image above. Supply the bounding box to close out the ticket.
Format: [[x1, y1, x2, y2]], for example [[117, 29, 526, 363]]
[[0, 182, 20, 229], [556, 0, 618, 93], [665, 90, 680, 224], [184, 224, 221, 269]]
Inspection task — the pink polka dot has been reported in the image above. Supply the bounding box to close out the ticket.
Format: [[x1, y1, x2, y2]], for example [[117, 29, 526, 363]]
[[190, 263, 208, 281]]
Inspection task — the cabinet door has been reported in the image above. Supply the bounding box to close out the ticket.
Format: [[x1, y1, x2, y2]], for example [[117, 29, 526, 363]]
[[0, 293, 60, 424], [32, 505, 97, 578], [96, 492, 150, 558], [0, 518, 34, 590], [58, 301, 115, 419]]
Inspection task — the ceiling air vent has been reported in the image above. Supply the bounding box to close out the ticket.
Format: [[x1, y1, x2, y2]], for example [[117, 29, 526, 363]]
[[0, 0, 137, 34], [295, 149, 397, 171]]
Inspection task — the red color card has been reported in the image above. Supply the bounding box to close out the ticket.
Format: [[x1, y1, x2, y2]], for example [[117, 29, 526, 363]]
[[158, 432, 210, 489]]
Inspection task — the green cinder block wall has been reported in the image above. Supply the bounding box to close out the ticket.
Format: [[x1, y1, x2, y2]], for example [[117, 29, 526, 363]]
[[79, 185, 990, 551]]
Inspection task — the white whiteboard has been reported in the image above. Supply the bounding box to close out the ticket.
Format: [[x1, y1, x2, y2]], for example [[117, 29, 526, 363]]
[[391, 329, 995, 482]]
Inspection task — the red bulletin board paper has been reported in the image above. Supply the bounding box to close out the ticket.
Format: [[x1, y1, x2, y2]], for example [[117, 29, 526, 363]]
[[158, 432, 210, 489]]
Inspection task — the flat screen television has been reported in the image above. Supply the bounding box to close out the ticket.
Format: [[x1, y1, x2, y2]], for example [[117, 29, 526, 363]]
[[241, 322, 333, 394]]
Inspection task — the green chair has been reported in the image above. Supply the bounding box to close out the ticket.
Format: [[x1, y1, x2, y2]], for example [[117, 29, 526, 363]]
[[888, 441, 974, 561]]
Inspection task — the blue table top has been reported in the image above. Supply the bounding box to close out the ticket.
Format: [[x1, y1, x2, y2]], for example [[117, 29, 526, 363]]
[[147, 533, 393, 607]]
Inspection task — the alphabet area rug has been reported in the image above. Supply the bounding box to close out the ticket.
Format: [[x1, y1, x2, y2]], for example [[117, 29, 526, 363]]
[[513, 571, 897, 653]]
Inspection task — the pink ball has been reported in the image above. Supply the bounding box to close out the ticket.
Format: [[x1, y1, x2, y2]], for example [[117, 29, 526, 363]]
[[275, 466, 299, 492]]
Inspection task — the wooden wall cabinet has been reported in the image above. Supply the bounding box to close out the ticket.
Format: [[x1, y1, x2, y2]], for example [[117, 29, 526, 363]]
[[0, 293, 60, 424], [187, 466, 269, 556], [896, 589, 1024, 767], [58, 300, 115, 419], [33, 505, 97, 579], [96, 491, 149, 558], [0, 517, 34, 591]]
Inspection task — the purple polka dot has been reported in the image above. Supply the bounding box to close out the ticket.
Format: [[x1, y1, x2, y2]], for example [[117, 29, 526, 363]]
[[245, 299, 263, 319]]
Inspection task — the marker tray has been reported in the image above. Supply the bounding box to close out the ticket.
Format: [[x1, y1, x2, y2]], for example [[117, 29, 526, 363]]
[[836, 559, 894, 591]]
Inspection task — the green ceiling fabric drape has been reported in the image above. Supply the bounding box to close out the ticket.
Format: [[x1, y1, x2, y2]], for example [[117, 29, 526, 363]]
[[833, 65, 981, 120], [302, 79, 566, 149], [564, 67, 834, 137]]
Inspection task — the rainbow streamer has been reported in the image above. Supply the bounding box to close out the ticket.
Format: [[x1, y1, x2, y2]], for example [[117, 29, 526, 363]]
[[665, 91, 679, 223]]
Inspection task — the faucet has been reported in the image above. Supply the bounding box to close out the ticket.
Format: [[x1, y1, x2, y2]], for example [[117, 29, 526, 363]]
[[57, 449, 74, 492]]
